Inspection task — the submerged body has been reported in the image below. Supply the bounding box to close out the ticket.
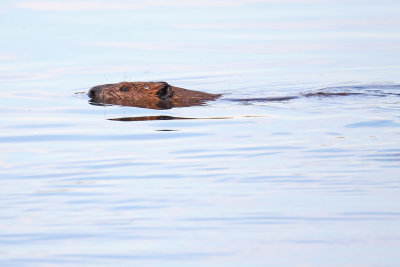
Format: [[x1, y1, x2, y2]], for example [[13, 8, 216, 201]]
[[88, 81, 221, 109], [88, 81, 396, 111]]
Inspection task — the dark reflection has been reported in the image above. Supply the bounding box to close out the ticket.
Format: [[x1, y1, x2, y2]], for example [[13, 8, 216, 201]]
[[108, 116, 233, 121], [109, 116, 191, 121], [88, 101, 112, 107]]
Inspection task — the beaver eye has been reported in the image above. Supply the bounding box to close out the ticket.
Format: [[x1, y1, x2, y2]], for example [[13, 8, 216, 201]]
[[120, 86, 130, 92]]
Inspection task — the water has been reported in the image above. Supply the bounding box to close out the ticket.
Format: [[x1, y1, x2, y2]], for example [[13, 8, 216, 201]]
[[1, 0, 400, 266]]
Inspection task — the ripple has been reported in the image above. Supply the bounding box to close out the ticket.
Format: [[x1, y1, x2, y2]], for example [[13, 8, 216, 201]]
[[345, 120, 400, 128]]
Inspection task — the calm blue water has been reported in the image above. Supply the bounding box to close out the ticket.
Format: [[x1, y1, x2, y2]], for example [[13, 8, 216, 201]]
[[1, 0, 400, 266]]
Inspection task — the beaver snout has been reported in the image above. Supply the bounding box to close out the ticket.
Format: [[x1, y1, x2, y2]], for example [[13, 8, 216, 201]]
[[88, 86, 102, 99]]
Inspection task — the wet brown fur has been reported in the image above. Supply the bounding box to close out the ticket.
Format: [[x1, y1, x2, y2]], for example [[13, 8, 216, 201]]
[[88, 81, 220, 109]]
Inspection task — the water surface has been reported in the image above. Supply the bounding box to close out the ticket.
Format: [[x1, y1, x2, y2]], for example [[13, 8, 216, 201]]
[[1, 0, 400, 266]]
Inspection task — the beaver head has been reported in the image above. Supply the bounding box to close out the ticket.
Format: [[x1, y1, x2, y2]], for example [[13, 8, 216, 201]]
[[88, 81, 220, 110]]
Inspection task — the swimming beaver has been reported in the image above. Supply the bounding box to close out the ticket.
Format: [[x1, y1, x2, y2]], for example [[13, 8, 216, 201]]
[[88, 81, 221, 109], [88, 81, 378, 110]]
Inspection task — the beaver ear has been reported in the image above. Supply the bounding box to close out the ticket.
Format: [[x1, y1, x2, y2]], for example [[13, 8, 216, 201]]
[[156, 82, 173, 100]]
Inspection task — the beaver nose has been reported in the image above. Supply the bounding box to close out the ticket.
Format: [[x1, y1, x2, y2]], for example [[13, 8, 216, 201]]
[[88, 86, 103, 99]]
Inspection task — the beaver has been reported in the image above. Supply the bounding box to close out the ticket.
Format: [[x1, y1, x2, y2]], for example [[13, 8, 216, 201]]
[[88, 82, 382, 111], [88, 81, 221, 109]]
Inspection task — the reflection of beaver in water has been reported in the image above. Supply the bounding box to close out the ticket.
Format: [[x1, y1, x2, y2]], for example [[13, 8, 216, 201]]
[[88, 81, 221, 110]]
